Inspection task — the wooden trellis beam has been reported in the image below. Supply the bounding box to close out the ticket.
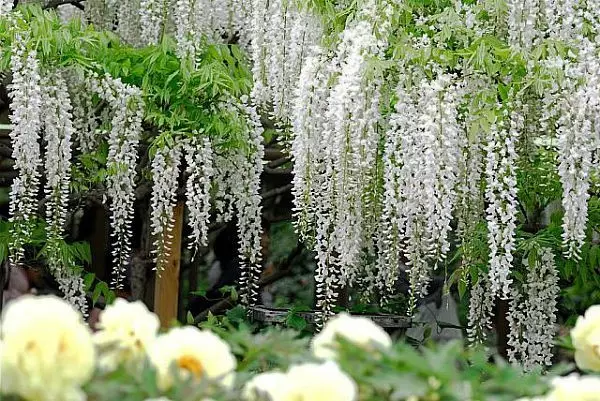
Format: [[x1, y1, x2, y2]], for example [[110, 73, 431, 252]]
[[153, 202, 184, 328]]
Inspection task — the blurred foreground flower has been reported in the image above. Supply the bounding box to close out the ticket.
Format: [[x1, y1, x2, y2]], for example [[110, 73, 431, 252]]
[[93, 297, 160, 372], [243, 371, 295, 401], [0, 295, 95, 401], [244, 361, 356, 401], [546, 374, 600, 400], [571, 305, 600, 372], [148, 326, 236, 390], [311, 312, 392, 359], [287, 361, 357, 401]]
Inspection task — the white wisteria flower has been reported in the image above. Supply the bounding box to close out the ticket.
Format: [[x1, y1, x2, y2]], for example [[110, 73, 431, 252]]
[[507, 247, 560, 370], [0, 295, 95, 401], [243, 371, 296, 401], [148, 326, 236, 390], [311, 312, 391, 360], [286, 361, 358, 401], [93, 298, 160, 372], [571, 305, 600, 372]]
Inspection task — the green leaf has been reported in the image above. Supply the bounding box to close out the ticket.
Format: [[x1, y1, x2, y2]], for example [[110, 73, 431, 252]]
[[286, 314, 308, 331]]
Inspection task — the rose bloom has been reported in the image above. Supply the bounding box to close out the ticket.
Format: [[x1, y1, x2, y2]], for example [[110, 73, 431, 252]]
[[311, 312, 392, 359], [93, 298, 160, 372], [0, 295, 95, 401], [545, 374, 600, 401], [243, 371, 296, 401], [286, 361, 357, 401], [148, 326, 236, 390], [571, 305, 600, 372]]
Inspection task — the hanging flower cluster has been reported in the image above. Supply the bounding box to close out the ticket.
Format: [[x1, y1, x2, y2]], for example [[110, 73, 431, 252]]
[[291, 49, 332, 243], [382, 73, 463, 312], [150, 142, 182, 271], [249, 0, 323, 124], [183, 136, 214, 258], [41, 72, 75, 272], [139, 0, 165, 45], [65, 72, 101, 154], [212, 99, 264, 306], [1, 0, 12, 16], [88, 73, 144, 289], [7, 30, 43, 268], [507, 0, 542, 51], [466, 274, 495, 344], [287, 0, 393, 321], [484, 109, 520, 300], [507, 247, 560, 371], [234, 101, 264, 306], [556, 61, 599, 260], [40, 71, 88, 313]]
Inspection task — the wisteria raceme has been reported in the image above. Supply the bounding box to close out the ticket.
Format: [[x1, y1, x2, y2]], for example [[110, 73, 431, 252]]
[[116, 0, 142, 46], [140, 0, 164, 45], [289, 50, 338, 323], [485, 109, 520, 300], [507, 247, 560, 371], [235, 101, 265, 306], [1, 0, 12, 16], [507, 0, 542, 50], [378, 95, 404, 295], [212, 99, 264, 306], [65, 72, 100, 154], [85, 0, 117, 31], [173, 0, 194, 59], [150, 142, 182, 271], [40, 72, 76, 277], [213, 151, 237, 225], [183, 136, 214, 258], [55, 267, 88, 315], [89, 73, 144, 289], [383, 73, 463, 312], [556, 72, 598, 260], [7, 32, 43, 268], [263, 1, 323, 124], [325, 20, 381, 285], [249, 0, 271, 107], [290, 48, 332, 243], [542, 0, 578, 41], [467, 274, 495, 344]]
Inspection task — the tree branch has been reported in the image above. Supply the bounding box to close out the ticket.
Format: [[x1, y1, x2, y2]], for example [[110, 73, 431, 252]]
[[193, 243, 304, 324], [43, 0, 85, 10], [261, 184, 292, 200]]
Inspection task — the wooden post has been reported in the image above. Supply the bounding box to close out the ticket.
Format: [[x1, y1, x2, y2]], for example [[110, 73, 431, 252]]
[[154, 202, 184, 328]]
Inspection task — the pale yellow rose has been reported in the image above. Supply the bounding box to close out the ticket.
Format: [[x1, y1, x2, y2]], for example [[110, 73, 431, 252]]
[[148, 326, 236, 390], [286, 361, 357, 401], [243, 371, 296, 401], [545, 374, 600, 401], [0, 295, 95, 401], [571, 305, 600, 372], [94, 298, 160, 372], [311, 312, 392, 359]]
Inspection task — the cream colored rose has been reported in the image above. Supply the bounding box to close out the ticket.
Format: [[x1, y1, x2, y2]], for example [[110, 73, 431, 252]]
[[0, 295, 95, 401], [148, 326, 236, 390], [94, 298, 160, 372], [243, 371, 296, 401], [571, 305, 600, 372], [545, 374, 600, 401], [286, 361, 357, 401], [311, 312, 392, 359]]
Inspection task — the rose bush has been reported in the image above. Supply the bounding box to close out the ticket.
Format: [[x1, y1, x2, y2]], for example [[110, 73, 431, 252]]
[[1, 296, 600, 401]]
